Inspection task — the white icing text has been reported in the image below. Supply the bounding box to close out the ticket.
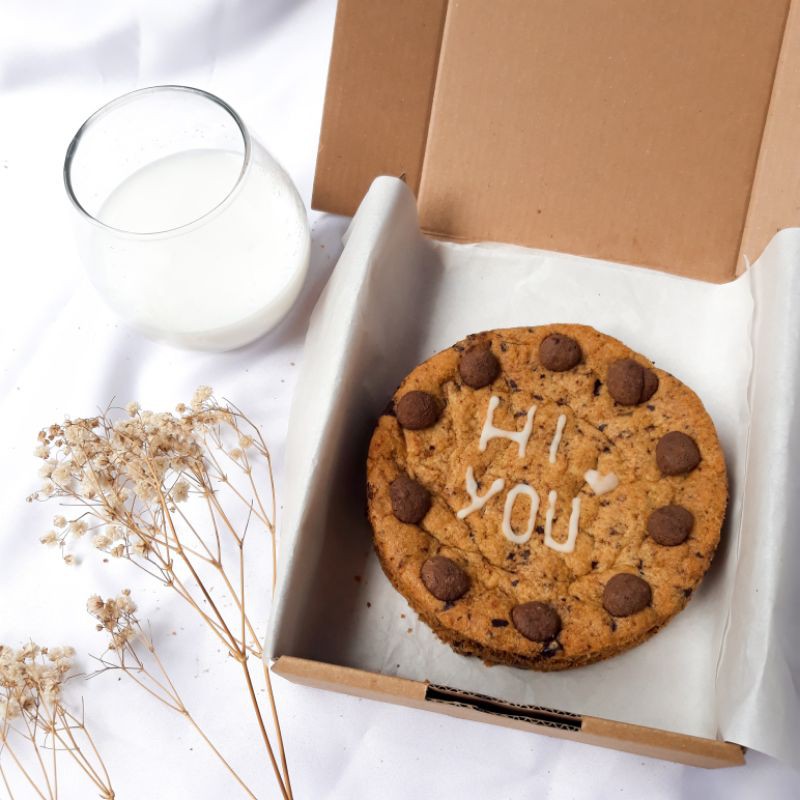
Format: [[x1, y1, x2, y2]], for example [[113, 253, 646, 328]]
[[456, 465, 505, 519], [501, 484, 540, 545], [479, 395, 536, 458]]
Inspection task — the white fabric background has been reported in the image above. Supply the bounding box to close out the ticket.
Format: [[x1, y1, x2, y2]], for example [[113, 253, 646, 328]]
[[1, 1, 798, 797]]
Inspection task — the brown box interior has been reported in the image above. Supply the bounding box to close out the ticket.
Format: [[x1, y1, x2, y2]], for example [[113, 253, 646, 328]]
[[277, 0, 800, 766], [312, 0, 800, 282]]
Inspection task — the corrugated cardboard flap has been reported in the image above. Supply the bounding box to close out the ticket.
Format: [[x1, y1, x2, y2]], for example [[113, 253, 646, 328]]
[[314, 0, 800, 282]]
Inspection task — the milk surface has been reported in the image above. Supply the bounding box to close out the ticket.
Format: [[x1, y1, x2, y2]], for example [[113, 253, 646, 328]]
[[91, 148, 309, 349]]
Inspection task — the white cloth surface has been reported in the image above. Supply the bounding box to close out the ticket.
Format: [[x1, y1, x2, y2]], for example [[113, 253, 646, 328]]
[[0, 1, 798, 797]]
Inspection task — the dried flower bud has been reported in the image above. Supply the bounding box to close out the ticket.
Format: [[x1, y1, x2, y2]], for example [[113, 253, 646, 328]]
[[87, 595, 104, 615], [40, 531, 58, 546], [171, 480, 189, 503], [191, 386, 213, 410]]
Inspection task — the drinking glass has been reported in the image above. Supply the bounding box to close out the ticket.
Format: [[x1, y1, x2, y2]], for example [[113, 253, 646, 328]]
[[64, 85, 310, 351]]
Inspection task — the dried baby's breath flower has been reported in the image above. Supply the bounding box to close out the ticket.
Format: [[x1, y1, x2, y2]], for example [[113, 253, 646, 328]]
[[0, 641, 114, 797], [171, 479, 190, 503], [191, 385, 213, 410], [52, 462, 73, 484], [88, 591, 138, 651], [130, 534, 149, 557], [33, 389, 290, 800], [40, 530, 58, 546], [53, 514, 67, 528]]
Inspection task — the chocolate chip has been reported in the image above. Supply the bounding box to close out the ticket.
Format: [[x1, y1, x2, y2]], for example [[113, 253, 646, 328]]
[[593, 379, 602, 396], [643, 371, 659, 400], [389, 474, 431, 524], [459, 345, 500, 388], [603, 573, 652, 616], [395, 391, 440, 430], [539, 334, 582, 371], [656, 432, 701, 475], [647, 504, 694, 546], [606, 359, 659, 405], [420, 557, 470, 601], [511, 602, 561, 642], [491, 619, 509, 628]]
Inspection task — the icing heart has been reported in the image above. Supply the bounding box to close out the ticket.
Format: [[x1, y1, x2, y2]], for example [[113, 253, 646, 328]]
[[584, 469, 619, 496]]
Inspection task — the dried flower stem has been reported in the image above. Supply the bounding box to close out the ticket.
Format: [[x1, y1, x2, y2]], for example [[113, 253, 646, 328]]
[[32, 390, 292, 798], [89, 596, 258, 799]]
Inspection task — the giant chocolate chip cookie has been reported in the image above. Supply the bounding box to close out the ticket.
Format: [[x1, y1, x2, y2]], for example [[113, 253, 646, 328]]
[[366, 325, 727, 670]]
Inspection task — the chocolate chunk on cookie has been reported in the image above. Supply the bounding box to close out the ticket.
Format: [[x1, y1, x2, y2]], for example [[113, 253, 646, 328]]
[[459, 345, 500, 389], [511, 602, 561, 642], [656, 431, 701, 475], [420, 556, 470, 601], [603, 573, 652, 616], [539, 334, 582, 371], [389, 474, 431, 524], [396, 391, 440, 430], [607, 358, 659, 405], [648, 505, 694, 546]]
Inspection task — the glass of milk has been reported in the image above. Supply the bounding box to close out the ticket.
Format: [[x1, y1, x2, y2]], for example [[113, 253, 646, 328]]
[[64, 86, 310, 351]]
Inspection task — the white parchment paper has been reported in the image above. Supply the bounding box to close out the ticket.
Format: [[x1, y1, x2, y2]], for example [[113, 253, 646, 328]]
[[268, 177, 800, 764]]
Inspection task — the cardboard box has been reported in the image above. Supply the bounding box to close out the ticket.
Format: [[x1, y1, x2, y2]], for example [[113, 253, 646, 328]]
[[271, 0, 800, 768]]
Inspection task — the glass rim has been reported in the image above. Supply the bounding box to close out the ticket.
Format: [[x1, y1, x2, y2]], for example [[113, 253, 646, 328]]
[[63, 85, 252, 238]]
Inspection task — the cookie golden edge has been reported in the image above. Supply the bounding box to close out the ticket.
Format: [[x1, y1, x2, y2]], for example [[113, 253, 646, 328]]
[[366, 324, 728, 672]]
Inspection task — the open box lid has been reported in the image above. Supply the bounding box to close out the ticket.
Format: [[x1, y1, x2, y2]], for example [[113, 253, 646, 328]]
[[312, 0, 800, 282]]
